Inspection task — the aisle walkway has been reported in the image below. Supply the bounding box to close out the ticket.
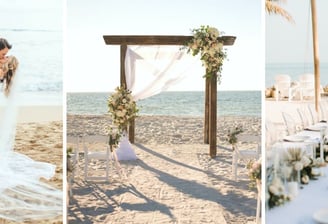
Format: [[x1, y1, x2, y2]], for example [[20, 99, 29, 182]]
[[68, 143, 257, 224]]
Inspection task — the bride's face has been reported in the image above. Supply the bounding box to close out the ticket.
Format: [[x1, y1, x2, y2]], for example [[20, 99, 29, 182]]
[[0, 47, 9, 60]]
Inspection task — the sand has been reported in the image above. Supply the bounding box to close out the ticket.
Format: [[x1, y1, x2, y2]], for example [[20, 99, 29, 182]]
[[67, 114, 261, 224], [0, 106, 63, 224]]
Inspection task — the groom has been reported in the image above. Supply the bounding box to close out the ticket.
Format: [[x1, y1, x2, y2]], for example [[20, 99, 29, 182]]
[[0, 38, 12, 64]]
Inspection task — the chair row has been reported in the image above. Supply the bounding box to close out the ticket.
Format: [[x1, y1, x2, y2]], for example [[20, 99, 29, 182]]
[[274, 73, 322, 101], [266, 101, 328, 145]]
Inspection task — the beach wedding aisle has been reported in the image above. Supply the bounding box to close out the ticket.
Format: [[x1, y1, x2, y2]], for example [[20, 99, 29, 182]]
[[67, 114, 261, 224]]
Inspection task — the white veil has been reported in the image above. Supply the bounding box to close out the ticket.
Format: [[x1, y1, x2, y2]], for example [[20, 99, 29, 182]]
[[0, 63, 62, 221]]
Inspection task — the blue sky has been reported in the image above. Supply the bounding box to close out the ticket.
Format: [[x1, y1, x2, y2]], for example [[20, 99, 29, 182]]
[[66, 0, 263, 92], [266, 0, 328, 64]]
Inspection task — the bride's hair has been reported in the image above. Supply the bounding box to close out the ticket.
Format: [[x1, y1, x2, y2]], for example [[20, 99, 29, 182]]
[[2, 55, 19, 97]]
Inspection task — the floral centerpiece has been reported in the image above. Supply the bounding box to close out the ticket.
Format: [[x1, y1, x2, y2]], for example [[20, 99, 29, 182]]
[[108, 86, 139, 132], [184, 25, 227, 82], [267, 166, 291, 209]]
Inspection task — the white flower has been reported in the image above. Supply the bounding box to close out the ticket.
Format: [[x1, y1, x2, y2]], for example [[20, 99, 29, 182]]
[[269, 185, 280, 195], [116, 111, 124, 117], [269, 177, 284, 195], [294, 161, 303, 171], [301, 156, 311, 167], [301, 175, 309, 184]]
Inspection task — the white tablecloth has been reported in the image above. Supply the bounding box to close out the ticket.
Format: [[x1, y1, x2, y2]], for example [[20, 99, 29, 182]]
[[266, 166, 328, 224]]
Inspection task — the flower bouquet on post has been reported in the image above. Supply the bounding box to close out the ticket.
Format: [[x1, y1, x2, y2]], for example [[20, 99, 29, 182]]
[[108, 86, 139, 133], [108, 86, 138, 161]]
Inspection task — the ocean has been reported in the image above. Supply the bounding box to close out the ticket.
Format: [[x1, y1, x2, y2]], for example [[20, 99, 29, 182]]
[[266, 62, 328, 88], [67, 91, 261, 117], [0, 28, 62, 106]]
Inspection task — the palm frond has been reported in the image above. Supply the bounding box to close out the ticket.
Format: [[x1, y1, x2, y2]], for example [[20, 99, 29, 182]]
[[266, 0, 294, 23]]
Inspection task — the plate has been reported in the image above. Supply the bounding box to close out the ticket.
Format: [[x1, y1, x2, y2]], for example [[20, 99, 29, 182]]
[[313, 208, 328, 224], [283, 135, 310, 142], [306, 126, 325, 132]]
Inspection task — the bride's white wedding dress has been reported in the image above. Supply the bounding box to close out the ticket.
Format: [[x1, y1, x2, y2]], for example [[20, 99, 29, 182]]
[[0, 72, 62, 221]]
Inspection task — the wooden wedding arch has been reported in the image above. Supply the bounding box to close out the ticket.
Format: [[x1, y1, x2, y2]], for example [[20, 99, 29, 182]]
[[103, 35, 236, 158]]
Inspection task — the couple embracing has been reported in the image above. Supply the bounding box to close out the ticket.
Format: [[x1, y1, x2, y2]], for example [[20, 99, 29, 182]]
[[0, 37, 62, 222]]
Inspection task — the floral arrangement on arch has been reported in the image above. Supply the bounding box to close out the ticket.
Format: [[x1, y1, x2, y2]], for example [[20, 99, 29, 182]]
[[184, 25, 227, 82], [108, 86, 139, 132]]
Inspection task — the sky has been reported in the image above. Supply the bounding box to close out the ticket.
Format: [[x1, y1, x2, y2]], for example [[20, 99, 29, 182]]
[[0, 0, 62, 30], [66, 0, 264, 92], [266, 0, 328, 64]]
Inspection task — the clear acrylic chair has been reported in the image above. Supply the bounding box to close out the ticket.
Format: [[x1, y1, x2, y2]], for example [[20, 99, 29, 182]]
[[282, 112, 299, 135], [308, 104, 320, 124], [297, 108, 311, 129], [320, 101, 328, 122]]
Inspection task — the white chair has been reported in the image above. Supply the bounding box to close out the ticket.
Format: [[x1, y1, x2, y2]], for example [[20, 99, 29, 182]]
[[308, 104, 320, 125], [297, 108, 311, 129], [282, 112, 298, 135], [274, 74, 294, 101], [67, 136, 81, 199], [232, 134, 261, 181], [320, 101, 328, 122], [82, 135, 111, 181], [299, 73, 315, 101]]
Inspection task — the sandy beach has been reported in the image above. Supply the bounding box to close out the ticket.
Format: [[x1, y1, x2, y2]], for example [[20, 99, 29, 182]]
[[67, 114, 261, 224], [0, 105, 63, 224]]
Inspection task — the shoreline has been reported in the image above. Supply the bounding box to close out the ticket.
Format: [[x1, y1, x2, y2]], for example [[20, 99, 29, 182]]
[[0, 105, 62, 123]]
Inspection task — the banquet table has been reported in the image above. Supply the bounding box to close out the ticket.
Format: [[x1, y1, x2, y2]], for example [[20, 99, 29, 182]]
[[266, 165, 328, 224]]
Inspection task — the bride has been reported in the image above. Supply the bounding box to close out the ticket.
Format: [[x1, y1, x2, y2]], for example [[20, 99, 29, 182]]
[[0, 56, 62, 222]]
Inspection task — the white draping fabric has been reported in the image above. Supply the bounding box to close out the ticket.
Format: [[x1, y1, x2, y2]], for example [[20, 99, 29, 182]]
[[0, 65, 62, 221], [125, 45, 201, 100]]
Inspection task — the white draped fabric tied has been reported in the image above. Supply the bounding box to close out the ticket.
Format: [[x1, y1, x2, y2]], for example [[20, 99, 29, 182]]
[[115, 45, 201, 161], [125, 45, 201, 100]]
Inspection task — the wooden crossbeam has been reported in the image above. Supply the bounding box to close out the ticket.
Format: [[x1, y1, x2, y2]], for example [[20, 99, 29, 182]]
[[103, 35, 236, 46]]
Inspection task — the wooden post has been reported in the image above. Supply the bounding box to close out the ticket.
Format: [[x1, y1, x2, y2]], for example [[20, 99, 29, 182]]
[[120, 45, 127, 88], [209, 75, 217, 158], [204, 78, 210, 144], [120, 45, 135, 143], [311, 0, 320, 112]]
